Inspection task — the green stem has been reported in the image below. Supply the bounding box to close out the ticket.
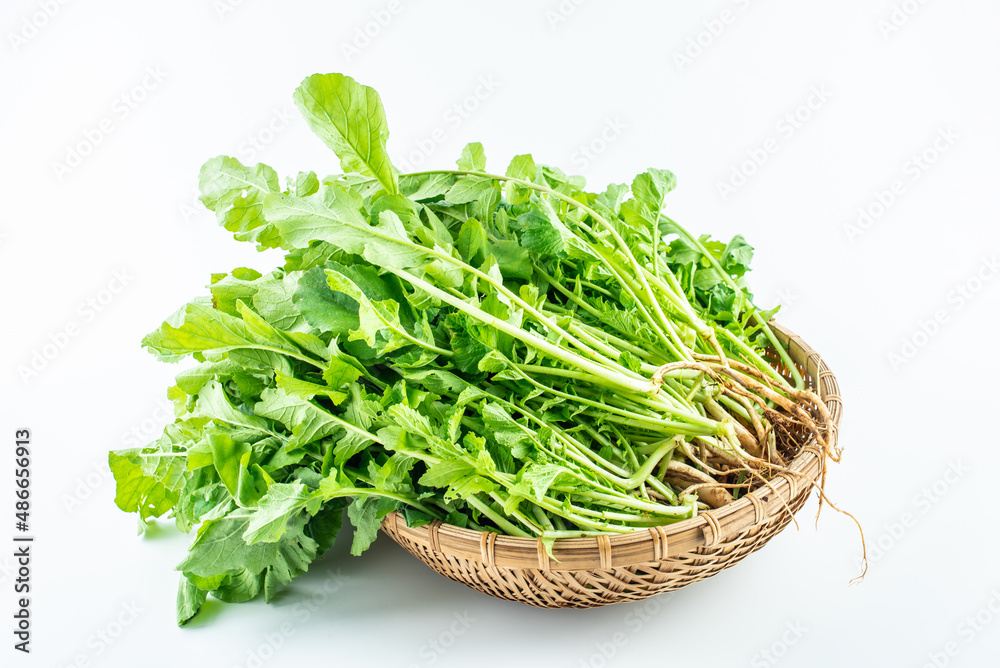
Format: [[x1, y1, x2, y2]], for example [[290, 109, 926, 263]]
[[390, 268, 658, 395], [659, 215, 802, 389], [465, 495, 530, 537]]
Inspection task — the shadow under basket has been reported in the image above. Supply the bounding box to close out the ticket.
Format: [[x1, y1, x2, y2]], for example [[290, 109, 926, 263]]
[[380, 322, 841, 609]]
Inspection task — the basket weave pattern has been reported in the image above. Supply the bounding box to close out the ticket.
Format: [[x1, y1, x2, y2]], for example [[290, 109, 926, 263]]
[[381, 323, 840, 608]]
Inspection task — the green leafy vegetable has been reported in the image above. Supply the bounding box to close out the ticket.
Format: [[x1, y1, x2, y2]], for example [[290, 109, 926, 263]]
[[112, 72, 833, 626]]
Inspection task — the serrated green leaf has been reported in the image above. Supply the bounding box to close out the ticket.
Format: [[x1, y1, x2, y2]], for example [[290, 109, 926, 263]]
[[176, 577, 208, 627], [446, 175, 495, 204], [109, 448, 188, 521], [254, 388, 342, 451], [243, 482, 310, 544]]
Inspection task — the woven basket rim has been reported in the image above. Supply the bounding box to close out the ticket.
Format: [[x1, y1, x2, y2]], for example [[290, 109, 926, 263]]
[[381, 321, 841, 571]]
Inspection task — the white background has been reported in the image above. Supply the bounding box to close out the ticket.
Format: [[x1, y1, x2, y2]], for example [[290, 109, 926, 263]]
[[2, 1, 998, 666]]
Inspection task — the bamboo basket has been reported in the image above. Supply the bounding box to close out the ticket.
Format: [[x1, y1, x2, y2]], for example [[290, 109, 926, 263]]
[[381, 322, 840, 608]]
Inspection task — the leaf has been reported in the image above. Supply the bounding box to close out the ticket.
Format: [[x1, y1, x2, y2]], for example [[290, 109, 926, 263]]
[[293, 73, 398, 194], [305, 499, 346, 554], [275, 369, 347, 404], [371, 453, 417, 493], [173, 480, 230, 534], [212, 568, 263, 603], [178, 510, 280, 577], [325, 268, 421, 354], [283, 241, 340, 272], [207, 430, 251, 499], [192, 381, 275, 435], [243, 483, 311, 544], [594, 183, 629, 216], [209, 268, 264, 316], [295, 171, 320, 196], [518, 463, 574, 503], [631, 168, 677, 213], [266, 188, 430, 277], [252, 272, 308, 332], [293, 266, 360, 336], [369, 193, 419, 229], [517, 210, 569, 258], [142, 300, 301, 364], [346, 495, 397, 556], [541, 164, 585, 191], [721, 234, 754, 278], [619, 350, 644, 373], [254, 388, 343, 451], [174, 360, 237, 396], [477, 349, 509, 373], [505, 154, 536, 180], [386, 404, 435, 439], [109, 448, 188, 521], [664, 231, 704, 266], [446, 175, 495, 205], [504, 154, 537, 205], [487, 438, 517, 475], [419, 460, 493, 501], [402, 507, 436, 528], [399, 172, 455, 201], [444, 313, 492, 375], [199, 156, 282, 249], [331, 386, 380, 464], [332, 262, 418, 325], [418, 460, 473, 488], [323, 355, 363, 388], [179, 509, 320, 606], [457, 142, 486, 171], [262, 516, 319, 602], [394, 368, 469, 395], [176, 577, 208, 627], [486, 239, 533, 280], [481, 402, 524, 435]]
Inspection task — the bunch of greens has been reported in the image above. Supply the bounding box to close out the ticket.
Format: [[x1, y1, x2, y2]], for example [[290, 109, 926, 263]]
[[111, 73, 834, 625]]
